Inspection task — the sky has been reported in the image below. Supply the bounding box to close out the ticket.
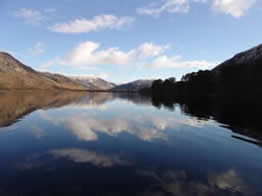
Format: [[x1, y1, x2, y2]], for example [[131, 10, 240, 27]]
[[0, 0, 262, 83]]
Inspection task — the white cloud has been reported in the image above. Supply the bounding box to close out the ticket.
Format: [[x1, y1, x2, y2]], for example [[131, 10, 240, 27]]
[[137, 0, 190, 16], [138, 42, 169, 58], [44, 41, 168, 67], [41, 41, 215, 70], [147, 55, 216, 69], [64, 41, 136, 66], [14, 8, 56, 24], [137, 0, 256, 17], [14, 8, 45, 24], [49, 15, 135, 34], [29, 42, 45, 56], [212, 0, 257, 18]]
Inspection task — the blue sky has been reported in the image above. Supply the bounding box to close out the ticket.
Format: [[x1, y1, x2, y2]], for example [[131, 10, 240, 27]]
[[1, 0, 262, 83]]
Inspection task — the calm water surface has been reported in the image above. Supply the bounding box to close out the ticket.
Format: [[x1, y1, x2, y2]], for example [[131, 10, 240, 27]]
[[0, 92, 261, 196]]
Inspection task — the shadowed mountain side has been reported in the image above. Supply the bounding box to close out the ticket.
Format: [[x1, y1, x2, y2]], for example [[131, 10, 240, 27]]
[[211, 44, 262, 103], [140, 43, 262, 104], [213, 44, 262, 72], [0, 52, 86, 90], [0, 91, 88, 127]]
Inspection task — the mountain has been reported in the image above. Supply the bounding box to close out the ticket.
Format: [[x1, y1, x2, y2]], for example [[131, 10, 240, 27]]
[[70, 76, 116, 90], [0, 52, 86, 90], [213, 44, 262, 72], [112, 80, 154, 92], [142, 43, 262, 106], [212, 43, 262, 103]]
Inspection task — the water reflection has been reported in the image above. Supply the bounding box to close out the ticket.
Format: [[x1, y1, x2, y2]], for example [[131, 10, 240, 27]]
[[65, 115, 168, 142], [137, 169, 252, 196], [0, 91, 87, 127], [0, 92, 151, 128], [0, 91, 261, 144], [0, 91, 261, 195], [50, 148, 130, 167], [63, 114, 216, 142], [180, 102, 262, 142]]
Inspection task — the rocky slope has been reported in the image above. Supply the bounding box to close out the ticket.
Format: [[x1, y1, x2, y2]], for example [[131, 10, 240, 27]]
[[0, 52, 86, 90], [70, 76, 116, 90], [112, 80, 154, 92]]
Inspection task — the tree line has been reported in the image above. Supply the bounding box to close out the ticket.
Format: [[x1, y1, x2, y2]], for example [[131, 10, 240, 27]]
[[140, 64, 262, 106]]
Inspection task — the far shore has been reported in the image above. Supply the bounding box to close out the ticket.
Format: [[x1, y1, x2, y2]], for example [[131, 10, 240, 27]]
[[0, 89, 140, 93]]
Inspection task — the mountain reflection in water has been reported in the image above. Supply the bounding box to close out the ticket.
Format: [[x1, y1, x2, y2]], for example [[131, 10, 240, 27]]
[[0, 91, 261, 196]]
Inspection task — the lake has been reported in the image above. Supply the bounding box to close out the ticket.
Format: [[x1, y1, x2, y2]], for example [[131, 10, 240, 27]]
[[0, 91, 261, 196]]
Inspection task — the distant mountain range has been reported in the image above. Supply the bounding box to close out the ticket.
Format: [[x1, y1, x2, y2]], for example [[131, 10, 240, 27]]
[[0, 51, 153, 91], [1, 43, 261, 93], [112, 80, 154, 92]]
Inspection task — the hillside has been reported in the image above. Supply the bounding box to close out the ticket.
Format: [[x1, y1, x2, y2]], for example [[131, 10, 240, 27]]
[[0, 52, 87, 90], [70, 76, 116, 90], [141, 43, 262, 105], [213, 44, 262, 72], [212, 44, 262, 102]]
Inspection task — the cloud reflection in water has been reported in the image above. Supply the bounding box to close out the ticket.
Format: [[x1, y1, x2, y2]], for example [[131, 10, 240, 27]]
[[64, 114, 213, 142], [137, 169, 252, 196], [50, 148, 130, 167]]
